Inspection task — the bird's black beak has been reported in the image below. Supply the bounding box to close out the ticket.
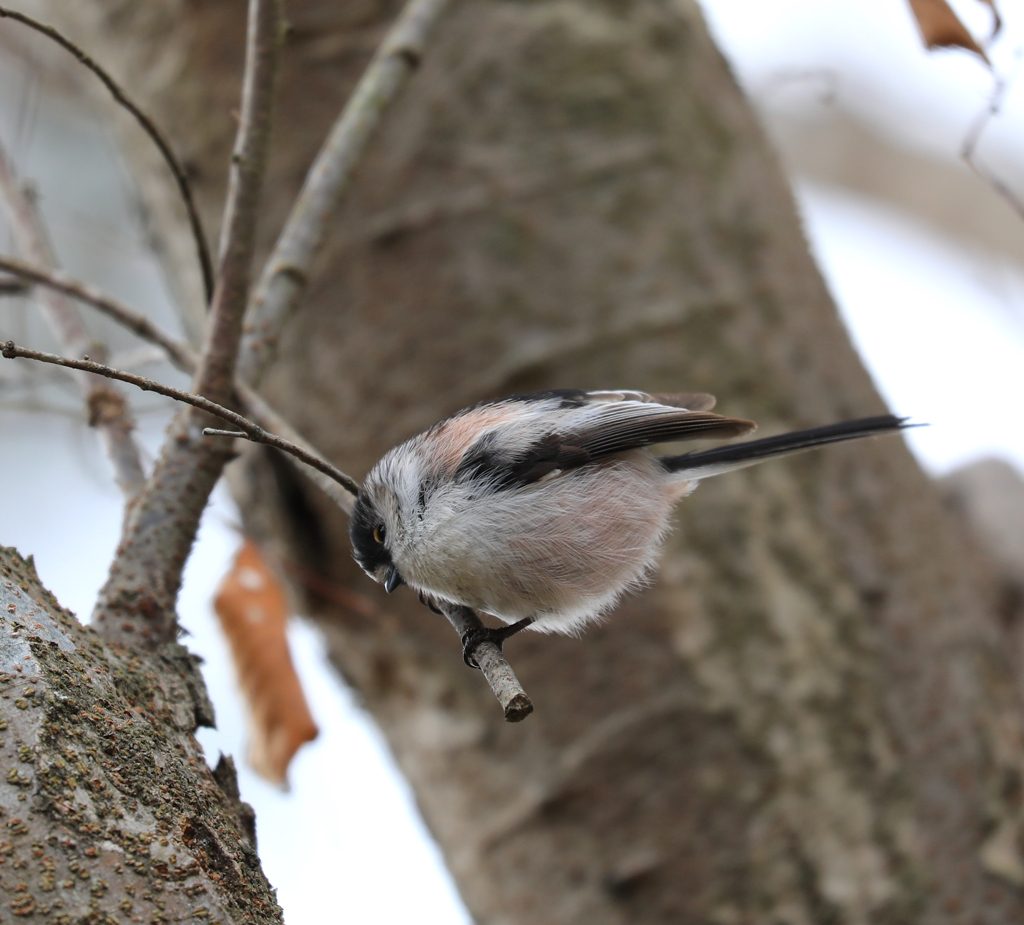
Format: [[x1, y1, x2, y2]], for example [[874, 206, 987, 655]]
[[384, 566, 404, 594]]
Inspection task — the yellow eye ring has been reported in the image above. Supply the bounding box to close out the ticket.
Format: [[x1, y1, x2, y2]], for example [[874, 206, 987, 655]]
[[373, 525, 385, 544]]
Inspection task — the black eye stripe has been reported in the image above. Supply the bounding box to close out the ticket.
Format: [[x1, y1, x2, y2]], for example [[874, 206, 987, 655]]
[[350, 494, 393, 574]]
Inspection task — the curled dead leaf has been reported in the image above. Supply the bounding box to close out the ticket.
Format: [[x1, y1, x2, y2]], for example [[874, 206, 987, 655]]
[[214, 538, 319, 787], [906, 0, 990, 64]]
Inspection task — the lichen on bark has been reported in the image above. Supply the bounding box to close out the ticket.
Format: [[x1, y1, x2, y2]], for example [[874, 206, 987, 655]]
[[0, 545, 282, 924]]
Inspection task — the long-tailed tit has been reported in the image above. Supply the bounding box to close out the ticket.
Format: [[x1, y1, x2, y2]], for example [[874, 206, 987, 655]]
[[350, 389, 907, 663]]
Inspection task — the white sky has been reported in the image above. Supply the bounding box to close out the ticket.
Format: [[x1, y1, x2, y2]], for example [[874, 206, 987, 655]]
[[701, 0, 1024, 160], [1, 1, 1022, 922]]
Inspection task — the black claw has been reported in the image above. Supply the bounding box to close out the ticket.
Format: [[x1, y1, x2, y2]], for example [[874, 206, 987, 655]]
[[461, 626, 499, 669], [460, 617, 535, 670], [417, 591, 444, 615]]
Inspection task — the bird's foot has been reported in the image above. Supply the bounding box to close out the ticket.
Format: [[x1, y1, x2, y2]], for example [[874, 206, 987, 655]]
[[418, 590, 444, 615], [461, 617, 534, 669]]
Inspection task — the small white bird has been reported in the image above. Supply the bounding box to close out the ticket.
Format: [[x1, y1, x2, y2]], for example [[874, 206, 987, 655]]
[[350, 389, 906, 664]]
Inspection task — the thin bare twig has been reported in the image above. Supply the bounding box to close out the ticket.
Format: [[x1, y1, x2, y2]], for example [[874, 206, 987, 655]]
[[440, 603, 534, 722], [0, 340, 360, 498], [195, 0, 279, 402], [0, 137, 146, 497], [0, 5, 215, 301], [0, 275, 28, 295], [239, 0, 451, 384], [235, 385, 358, 513], [961, 66, 1024, 221], [0, 252, 358, 510], [0, 253, 196, 372]]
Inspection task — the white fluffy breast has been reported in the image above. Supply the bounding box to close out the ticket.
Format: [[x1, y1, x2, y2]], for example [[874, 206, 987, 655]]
[[391, 451, 675, 634]]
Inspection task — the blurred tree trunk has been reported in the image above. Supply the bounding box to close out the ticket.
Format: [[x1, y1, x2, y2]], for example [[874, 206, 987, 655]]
[[35, 0, 1024, 922]]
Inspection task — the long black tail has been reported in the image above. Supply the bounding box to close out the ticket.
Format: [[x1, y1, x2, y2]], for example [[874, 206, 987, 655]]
[[660, 415, 910, 480]]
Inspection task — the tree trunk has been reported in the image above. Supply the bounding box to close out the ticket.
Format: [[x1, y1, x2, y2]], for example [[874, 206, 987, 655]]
[[0, 545, 282, 922], [28, 0, 1024, 922]]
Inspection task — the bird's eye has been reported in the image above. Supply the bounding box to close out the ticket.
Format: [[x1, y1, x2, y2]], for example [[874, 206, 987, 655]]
[[373, 525, 386, 544]]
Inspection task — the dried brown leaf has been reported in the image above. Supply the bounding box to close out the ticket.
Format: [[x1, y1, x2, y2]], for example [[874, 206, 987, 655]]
[[907, 0, 990, 63], [214, 539, 319, 786]]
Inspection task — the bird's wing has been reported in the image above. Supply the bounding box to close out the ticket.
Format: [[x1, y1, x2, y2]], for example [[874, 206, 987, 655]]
[[454, 391, 755, 487], [566, 395, 754, 459]]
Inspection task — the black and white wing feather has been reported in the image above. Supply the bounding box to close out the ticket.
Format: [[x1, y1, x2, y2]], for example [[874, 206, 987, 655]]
[[453, 389, 755, 489]]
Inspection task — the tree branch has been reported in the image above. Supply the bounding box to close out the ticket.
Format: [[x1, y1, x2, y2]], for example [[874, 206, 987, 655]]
[[238, 0, 451, 385], [0, 340, 360, 499], [0, 546, 284, 922], [0, 252, 196, 372], [440, 603, 534, 722], [0, 136, 146, 497], [961, 72, 1024, 222], [89, 0, 284, 647], [0, 4, 215, 301], [0, 274, 28, 295], [0, 253, 357, 512], [235, 386, 358, 514], [195, 0, 279, 402]]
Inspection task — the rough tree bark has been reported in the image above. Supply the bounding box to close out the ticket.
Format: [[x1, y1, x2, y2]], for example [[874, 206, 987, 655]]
[[17, 0, 1024, 923], [0, 546, 281, 922]]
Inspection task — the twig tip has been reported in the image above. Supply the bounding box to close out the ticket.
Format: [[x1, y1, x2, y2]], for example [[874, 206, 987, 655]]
[[504, 694, 534, 723], [203, 428, 248, 438]]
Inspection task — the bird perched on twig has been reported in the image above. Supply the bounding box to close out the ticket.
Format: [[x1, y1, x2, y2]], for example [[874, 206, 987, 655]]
[[350, 389, 907, 665]]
